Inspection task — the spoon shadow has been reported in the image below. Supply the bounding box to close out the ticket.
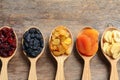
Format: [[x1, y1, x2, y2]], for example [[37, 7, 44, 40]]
[[73, 41, 84, 80], [97, 41, 110, 80], [20, 38, 29, 79], [46, 41, 57, 80]]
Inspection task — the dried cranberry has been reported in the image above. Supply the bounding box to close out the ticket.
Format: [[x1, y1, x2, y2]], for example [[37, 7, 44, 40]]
[[0, 27, 16, 57]]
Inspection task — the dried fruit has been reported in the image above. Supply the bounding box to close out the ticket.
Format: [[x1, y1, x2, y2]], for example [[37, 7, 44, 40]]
[[64, 38, 72, 45], [112, 30, 120, 43], [76, 28, 99, 56], [50, 26, 72, 56], [52, 39, 60, 45], [103, 30, 120, 59], [23, 28, 44, 58], [0, 27, 16, 57], [104, 31, 112, 43]]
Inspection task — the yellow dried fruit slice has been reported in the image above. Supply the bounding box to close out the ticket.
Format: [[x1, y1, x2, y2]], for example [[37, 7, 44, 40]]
[[104, 31, 112, 43], [113, 52, 120, 59], [103, 42, 110, 53], [106, 45, 112, 57], [112, 30, 120, 43], [111, 43, 120, 59]]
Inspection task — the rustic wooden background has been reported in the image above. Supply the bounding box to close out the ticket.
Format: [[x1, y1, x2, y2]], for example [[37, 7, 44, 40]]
[[0, 0, 120, 80]]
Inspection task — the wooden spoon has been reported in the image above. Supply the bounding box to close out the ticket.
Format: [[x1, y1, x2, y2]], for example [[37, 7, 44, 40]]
[[49, 27, 73, 80], [76, 27, 99, 80], [22, 27, 45, 80], [0, 26, 18, 80], [101, 24, 119, 80]]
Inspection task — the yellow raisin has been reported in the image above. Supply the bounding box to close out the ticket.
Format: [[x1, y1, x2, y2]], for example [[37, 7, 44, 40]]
[[52, 39, 60, 45], [64, 38, 72, 45]]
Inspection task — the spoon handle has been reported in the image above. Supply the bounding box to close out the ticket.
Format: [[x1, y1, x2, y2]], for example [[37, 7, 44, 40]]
[[110, 62, 119, 80], [1, 60, 8, 80], [82, 60, 91, 80], [28, 61, 37, 80], [55, 60, 65, 80]]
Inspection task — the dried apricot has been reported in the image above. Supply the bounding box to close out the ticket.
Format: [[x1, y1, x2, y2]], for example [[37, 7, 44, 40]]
[[76, 28, 99, 56]]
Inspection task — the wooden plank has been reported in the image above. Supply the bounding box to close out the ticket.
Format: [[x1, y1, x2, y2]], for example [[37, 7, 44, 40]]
[[0, 0, 120, 80]]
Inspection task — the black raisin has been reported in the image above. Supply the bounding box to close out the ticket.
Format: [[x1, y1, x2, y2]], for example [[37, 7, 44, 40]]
[[23, 28, 44, 58], [29, 28, 36, 33]]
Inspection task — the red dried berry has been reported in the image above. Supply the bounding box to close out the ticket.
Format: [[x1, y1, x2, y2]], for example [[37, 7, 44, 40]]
[[0, 27, 16, 57]]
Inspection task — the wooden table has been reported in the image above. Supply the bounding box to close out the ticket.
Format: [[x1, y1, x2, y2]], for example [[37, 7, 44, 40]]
[[0, 0, 120, 80]]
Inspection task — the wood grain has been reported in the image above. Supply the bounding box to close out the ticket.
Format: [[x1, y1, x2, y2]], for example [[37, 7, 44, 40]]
[[0, 0, 120, 80]]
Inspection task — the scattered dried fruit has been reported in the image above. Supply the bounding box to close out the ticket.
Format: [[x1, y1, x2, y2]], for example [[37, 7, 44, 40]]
[[50, 26, 72, 56]]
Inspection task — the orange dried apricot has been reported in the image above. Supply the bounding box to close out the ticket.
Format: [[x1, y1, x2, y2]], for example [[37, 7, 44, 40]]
[[82, 28, 99, 45], [76, 28, 99, 56], [77, 34, 92, 54]]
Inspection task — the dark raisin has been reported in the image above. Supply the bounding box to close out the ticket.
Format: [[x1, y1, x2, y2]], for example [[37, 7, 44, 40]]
[[23, 31, 29, 39], [29, 28, 36, 33], [23, 28, 44, 58], [30, 33, 35, 38], [25, 33, 31, 42]]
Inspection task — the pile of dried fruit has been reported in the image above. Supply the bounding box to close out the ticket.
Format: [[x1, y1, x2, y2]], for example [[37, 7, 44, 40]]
[[23, 28, 44, 58], [103, 30, 120, 59], [76, 28, 99, 56], [50, 26, 72, 56], [0, 27, 16, 57]]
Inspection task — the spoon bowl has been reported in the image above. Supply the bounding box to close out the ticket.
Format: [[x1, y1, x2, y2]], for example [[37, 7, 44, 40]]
[[76, 27, 99, 80], [22, 26, 45, 80], [49, 26, 73, 80], [101, 25, 120, 80], [0, 26, 18, 80]]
